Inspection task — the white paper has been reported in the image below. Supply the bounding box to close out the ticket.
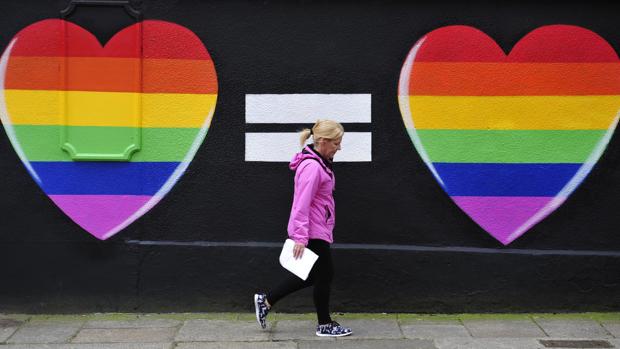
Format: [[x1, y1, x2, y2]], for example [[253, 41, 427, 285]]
[[279, 239, 319, 280]]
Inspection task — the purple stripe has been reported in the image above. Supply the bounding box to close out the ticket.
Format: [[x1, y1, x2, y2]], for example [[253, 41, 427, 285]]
[[451, 196, 566, 245], [49, 195, 153, 240]]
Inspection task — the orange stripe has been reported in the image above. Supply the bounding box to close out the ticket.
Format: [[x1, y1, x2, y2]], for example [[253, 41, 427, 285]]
[[407, 62, 620, 95], [5, 56, 217, 93]]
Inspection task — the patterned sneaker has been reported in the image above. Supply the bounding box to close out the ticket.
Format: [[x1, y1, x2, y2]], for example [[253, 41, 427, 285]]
[[254, 293, 269, 329], [315, 321, 353, 337]]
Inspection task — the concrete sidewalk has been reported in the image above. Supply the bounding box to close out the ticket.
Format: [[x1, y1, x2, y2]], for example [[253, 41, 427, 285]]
[[1, 312, 619, 348]]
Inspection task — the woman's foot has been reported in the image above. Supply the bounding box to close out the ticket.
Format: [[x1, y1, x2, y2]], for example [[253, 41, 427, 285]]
[[315, 321, 353, 337], [253, 293, 270, 329]]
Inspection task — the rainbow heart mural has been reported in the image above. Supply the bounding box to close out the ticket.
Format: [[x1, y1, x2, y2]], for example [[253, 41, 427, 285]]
[[0, 19, 218, 240], [398, 25, 620, 245]]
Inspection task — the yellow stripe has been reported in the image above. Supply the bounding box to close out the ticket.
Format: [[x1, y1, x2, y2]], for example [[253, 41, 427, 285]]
[[405, 96, 620, 130], [4, 90, 217, 128]]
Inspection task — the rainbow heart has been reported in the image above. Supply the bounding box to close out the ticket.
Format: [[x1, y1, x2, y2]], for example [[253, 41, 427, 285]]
[[398, 25, 620, 245], [0, 19, 218, 240]]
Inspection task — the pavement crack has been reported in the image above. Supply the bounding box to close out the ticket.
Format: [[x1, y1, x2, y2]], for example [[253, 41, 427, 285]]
[[531, 315, 550, 337], [459, 318, 474, 338]]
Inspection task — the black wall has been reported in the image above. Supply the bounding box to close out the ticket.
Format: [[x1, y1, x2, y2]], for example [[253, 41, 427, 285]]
[[1, 0, 619, 313]]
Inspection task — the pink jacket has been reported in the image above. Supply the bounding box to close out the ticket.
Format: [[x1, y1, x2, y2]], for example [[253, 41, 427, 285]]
[[287, 145, 336, 246]]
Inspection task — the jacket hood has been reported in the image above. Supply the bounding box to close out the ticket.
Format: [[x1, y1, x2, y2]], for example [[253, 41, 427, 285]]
[[289, 145, 333, 174]]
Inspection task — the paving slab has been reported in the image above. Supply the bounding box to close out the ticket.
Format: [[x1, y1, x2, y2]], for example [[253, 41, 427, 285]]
[[1, 326, 19, 342], [333, 319, 403, 340], [1, 317, 28, 342], [7, 323, 82, 344], [0, 344, 172, 349], [401, 321, 470, 339], [72, 327, 177, 343], [462, 319, 545, 338], [535, 319, 613, 338], [176, 320, 270, 342], [601, 321, 620, 337], [177, 342, 297, 349], [272, 320, 333, 341], [434, 338, 542, 349], [83, 319, 181, 329], [298, 339, 437, 349]]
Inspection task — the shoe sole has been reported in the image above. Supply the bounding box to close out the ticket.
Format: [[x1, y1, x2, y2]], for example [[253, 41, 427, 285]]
[[253, 294, 266, 329], [315, 331, 353, 337]]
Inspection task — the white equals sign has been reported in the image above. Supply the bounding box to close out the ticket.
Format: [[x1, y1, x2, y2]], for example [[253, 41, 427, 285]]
[[245, 94, 372, 162]]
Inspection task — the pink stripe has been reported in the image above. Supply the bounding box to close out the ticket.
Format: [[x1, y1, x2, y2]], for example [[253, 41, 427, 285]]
[[451, 196, 564, 245], [49, 195, 152, 240]]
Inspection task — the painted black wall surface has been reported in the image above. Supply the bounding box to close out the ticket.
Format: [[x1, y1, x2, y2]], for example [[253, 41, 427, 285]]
[[1, 0, 619, 313]]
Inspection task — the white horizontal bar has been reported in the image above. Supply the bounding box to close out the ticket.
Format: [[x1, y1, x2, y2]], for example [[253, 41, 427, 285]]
[[245, 132, 371, 162], [245, 94, 371, 123]]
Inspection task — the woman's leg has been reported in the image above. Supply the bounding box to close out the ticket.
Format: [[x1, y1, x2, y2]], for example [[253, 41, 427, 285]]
[[266, 239, 325, 306], [266, 272, 311, 307], [310, 240, 333, 324]]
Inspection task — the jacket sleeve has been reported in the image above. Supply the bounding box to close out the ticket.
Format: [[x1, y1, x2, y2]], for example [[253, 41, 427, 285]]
[[288, 161, 321, 246]]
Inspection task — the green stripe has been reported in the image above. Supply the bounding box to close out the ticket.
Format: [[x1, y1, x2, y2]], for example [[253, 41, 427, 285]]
[[12, 125, 203, 162], [413, 129, 607, 163]]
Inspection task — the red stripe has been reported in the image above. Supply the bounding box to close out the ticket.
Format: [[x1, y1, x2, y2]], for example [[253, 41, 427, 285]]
[[9, 19, 212, 60], [413, 26, 505, 62], [413, 25, 618, 62], [142, 20, 212, 59]]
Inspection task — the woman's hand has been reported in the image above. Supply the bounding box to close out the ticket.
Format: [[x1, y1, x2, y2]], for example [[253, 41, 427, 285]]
[[293, 242, 305, 259]]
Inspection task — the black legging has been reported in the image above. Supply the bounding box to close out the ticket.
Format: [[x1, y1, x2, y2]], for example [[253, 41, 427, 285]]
[[267, 239, 334, 325]]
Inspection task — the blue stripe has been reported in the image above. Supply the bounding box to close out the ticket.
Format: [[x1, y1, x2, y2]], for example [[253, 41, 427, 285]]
[[30, 162, 180, 195], [432, 163, 582, 196]]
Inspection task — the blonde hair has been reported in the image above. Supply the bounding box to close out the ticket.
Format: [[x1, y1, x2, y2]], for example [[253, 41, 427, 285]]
[[299, 120, 344, 148]]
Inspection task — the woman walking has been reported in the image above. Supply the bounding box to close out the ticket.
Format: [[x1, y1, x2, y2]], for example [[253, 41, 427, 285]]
[[254, 120, 352, 337]]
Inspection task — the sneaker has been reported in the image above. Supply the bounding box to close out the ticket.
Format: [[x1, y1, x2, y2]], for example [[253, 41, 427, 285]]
[[254, 293, 269, 329], [315, 321, 353, 337]]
